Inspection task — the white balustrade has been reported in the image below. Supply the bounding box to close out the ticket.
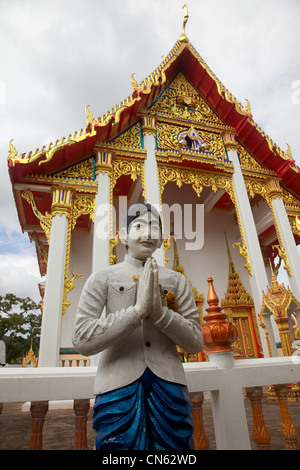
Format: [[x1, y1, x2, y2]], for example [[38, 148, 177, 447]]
[[1, 354, 299, 450]]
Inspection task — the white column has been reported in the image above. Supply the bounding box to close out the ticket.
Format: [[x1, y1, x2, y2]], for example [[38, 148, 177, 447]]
[[92, 152, 113, 272], [270, 194, 300, 301], [92, 152, 112, 272], [142, 116, 165, 266], [91, 152, 112, 367], [38, 188, 73, 367], [143, 133, 161, 210], [209, 352, 251, 450], [224, 136, 270, 356]]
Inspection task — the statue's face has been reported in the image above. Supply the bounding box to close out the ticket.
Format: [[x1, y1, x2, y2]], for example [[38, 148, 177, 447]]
[[125, 211, 162, 260]]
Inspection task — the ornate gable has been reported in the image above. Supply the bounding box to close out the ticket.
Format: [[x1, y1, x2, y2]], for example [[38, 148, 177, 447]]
[[150, 72, 224, 126]]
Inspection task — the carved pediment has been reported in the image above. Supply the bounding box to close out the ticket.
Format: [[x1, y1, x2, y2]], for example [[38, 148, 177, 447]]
[[149, 72, 224, 126], [54, 157, 95, 180]]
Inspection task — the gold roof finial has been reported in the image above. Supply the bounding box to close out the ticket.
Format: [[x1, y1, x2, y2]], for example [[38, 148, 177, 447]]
[[8, 139, 18, 160], [179, 4, 189, 43], [244, 99, 252, 114], [85, 105, 95, 125], [131, 73, 139, 92], [269, 259, 281, 295], [285, 143, 293, 159]]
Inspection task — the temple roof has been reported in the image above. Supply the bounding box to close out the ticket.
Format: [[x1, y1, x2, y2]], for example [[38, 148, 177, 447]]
[[7, 15, 300, 275], [7, 31, 300, 197]]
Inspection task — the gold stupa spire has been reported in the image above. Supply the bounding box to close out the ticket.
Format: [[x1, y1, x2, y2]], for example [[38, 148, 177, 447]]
[[222, 233, 254, 307]]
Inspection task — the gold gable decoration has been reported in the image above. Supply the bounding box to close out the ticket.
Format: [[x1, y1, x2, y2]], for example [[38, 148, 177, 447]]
[[109, 122, 143, 151], [156, 122, 228, 163], [238, 145, 276, 176], [24, 157, 98, 193], [54, 157, 95, 181], [150, 73, 224, 126]]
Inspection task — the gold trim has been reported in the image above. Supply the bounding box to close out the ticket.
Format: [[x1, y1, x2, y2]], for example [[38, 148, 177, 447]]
[[290, 215, 300, 237], [22, 190, 52, 242], [61, 191, 95, 315], [267, 183, 292, 277], [109, 232, 119, 265], [158, 164, 232, 198], [111, 157, 146, 199], [8, 126, 96, 167]]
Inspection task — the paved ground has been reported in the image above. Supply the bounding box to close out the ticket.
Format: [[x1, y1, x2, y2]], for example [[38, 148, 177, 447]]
[[1, 395, 299, 451]]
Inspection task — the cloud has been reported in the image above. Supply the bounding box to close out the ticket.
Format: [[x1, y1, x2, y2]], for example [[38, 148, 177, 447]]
[[0, 0, 299, 300], [0, 227, 42, 301], [0, 253, 42, 302]]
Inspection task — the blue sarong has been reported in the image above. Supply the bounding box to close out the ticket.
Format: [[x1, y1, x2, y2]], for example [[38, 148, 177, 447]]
[[93, 368, 194, 450]]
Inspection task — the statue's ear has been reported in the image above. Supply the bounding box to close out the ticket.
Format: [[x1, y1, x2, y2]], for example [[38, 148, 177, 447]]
[[119, 226, 128, 247]]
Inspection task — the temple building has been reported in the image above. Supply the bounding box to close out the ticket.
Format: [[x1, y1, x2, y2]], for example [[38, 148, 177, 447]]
[[7, 9, 300, 369]]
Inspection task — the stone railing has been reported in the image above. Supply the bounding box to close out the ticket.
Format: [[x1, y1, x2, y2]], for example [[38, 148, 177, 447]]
[[0, 357, 299, 450], [0, 277, 299, 450]]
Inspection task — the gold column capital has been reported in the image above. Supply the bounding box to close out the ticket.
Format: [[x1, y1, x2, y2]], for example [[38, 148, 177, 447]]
[[51, 186, 75, 217], [223, 132, 238, 151], [140, 114, 156, 137], [265, 179, 283, 201], [94, 151, 113, 176]]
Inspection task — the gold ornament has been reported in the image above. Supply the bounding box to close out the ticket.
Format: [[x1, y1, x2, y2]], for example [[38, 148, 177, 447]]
[[22, 190, 52, 242], [179, 4, 189, 43], [131, 73, 139, 92], [85, 105, 95, 124]]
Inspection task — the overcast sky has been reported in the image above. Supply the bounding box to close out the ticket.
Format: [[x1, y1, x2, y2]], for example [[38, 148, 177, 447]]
[[0, 0, 299, 302]]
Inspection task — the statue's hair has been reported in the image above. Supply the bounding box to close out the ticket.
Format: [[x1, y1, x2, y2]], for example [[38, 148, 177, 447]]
[[121, 203, 162, 235]]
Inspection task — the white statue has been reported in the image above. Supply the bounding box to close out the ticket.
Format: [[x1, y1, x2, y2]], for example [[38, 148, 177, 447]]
[[73, 203, 203, 450]]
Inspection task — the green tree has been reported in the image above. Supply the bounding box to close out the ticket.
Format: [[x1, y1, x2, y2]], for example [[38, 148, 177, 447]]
[[0, 294, 41, 364]]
